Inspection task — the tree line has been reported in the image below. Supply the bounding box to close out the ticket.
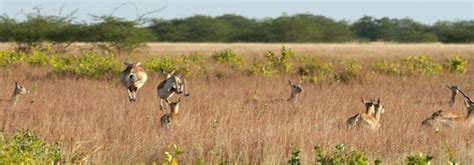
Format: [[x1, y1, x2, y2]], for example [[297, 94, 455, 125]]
[[0, 12, 472, 49]]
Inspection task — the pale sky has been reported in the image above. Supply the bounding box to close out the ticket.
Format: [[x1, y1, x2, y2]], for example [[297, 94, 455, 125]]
[[0, 0, 473, 24]]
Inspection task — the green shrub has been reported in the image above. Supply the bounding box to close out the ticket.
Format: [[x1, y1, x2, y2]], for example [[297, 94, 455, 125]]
[[288, 145, 301, 165], [400, 55, 442, 75], [26, 49, 51, 66], [250, 46, 296, 76], [163, 144, 182, 165], [146, 57, 179, 74], [445, 56, 467, 74], [334, 59, 363, 83], [298, 59, 333, 84], [249, 62, 277, 76], [406, 152, 433, 165], [50, 53, 121, 79], [373, 61, 400, 75], [315, 144, 374, 165], [0, 129, 62, 164], [0, 51, 26, 67], [266, 46, 295, 73], [146, 54, 207, 77], [374, 55, 444, 76], [212, 49, 245, 69]]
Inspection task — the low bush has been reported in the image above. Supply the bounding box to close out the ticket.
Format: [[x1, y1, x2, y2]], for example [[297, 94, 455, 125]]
[[0, 51, 26, 67], [212, 49, 245, 69], [314, 144, 377, 165], [51, 53, 121, 79], [445, 56, 467, 74], [406, 152, 433, 165], [0, 129, 62, 164]]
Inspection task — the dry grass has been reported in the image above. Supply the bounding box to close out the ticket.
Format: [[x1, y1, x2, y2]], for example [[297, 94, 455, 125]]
[[0, 43, 473, 164]]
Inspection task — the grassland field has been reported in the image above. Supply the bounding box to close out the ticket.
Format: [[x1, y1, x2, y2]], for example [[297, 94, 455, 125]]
[[0, 43, 473, 164]]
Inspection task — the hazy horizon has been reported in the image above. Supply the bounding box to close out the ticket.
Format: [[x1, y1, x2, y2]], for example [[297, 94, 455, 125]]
[[0, 0, 472, 24]]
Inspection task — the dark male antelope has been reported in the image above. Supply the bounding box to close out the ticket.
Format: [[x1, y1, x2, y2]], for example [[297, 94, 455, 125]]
[[447, 85, 460, 106], [160, 97, 181, 129], [9, 81, 29, 108], [119, 62, 147, 102], [157, 71, 189, 110], [347, 98, 385, 130], [287, 80, 302, 102]]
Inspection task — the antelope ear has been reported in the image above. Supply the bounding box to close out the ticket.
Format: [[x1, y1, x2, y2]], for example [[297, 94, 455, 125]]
[[15, 81, 18, 86], [135, 62, 141, 66], [377, 98, 381, 104], [361, 98, 366, 104], [288, 80, 292, 85]]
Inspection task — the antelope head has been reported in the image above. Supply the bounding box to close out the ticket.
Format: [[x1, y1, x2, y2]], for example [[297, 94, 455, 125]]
[[447, 85, 460, 106], [123, 62, 142, 82], [374, 98, 385, 114], [361, 98, 376, 115]]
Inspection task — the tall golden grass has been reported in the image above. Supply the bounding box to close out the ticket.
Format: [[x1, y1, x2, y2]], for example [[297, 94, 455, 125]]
[[0, 43, 473, 164]]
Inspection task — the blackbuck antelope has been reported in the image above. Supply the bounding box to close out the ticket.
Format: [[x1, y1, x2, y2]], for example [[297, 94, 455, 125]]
[[447, 85, 460, 106], [287, 80, 302, 102], [1, 81, 28, 130], [160, 97, 181, 129], [422, 88, 474, 130], [10, 81, 29, 108], [347, 98, 385, 130], [157, 71, 189, 110], [119, 62, 147, 102]]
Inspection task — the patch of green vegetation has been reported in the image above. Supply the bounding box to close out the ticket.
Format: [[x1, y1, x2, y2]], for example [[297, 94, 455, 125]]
[[26, 49, 51, 66], [401, 55, 443, 75], [0, 129, 62, 164], [50, 53, 121, 79], [406, 152, 433, 165], [445, 56, 467, 74], [373, 55, 451, 76], [0, 51, 26, 67], [315, 144, 376, 165], [212, 49, 245, 70], [288, 145, 301, 165], [146, 54, 208, 77], [333, 59, 363, 83], [250, 46, 296, 76], [163, 144, 182, 165], [297, 57, 333, 84]]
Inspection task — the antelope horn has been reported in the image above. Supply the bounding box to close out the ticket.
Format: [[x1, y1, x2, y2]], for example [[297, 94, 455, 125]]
[[458, 89, 472, 102], [169, 70, 176, 76]]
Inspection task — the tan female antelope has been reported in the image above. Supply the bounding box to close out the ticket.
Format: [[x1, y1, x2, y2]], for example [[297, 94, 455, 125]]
[[347, 98, 385, 130], [287, 80, 302, 102], [157, 71, 189, 110], [120, 62, 147, 102], [160, 97, 181, 129], [422, 88, 474, 129]]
